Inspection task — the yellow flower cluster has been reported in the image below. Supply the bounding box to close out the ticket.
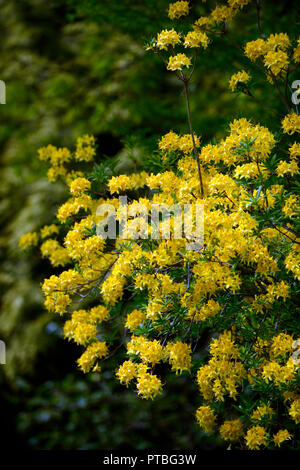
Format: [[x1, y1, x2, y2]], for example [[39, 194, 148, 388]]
[[211, 5, 234, 24], [282, 195, 299, 218], [276, 158, 299, 177], [165, 341, 192, 374], [41, 239, 70, 267], [284, 244, 300, 281], [194, 17, 212, 31], [289, 142, 300, 158], [245, 34, 290, 60], [168, 1, 190, 20], [219, 419, 244, 442], [77, 341, 108, 373], [245, 426, 268, 450], [200, 118, 275, 166], [156, 29, 181, 50], [251, 405, 274, 423], [228, 0, 250, 9], [159, 131, 200, 154], [63, 305, 110, 367], [229, 70, 250, 92], [126, 336, 163, 364], [40, 224, 59, 239], [244, 33, 293, 78], [264, 50, 289, 76], [196, 405, 216, 433], [19, 232, 39, 250], [184, 31, 209, 49], [21, 0, 300, 449], [187, 299, 221, 322], [267, 33, 291, 51], [125, 309, 146, 331], [262, 358, 297, 386], [289, 399, 300, 424], [69, 177, 91, 196], [282, 113, 300, 135], [245, 38, 269, 62], [136, 369, 163, 400], [38, 135, 96, 182], [108, 172, 148, 194], [270, 333, 294, 360], [57, 194, 93, 223], [294, 37, 300, 63], [116, 359, 163, 399], [116, 360, 137, 386], [273, 429, 292, 447], [167, 53, 191, 71], [197, 332, 246, 401], [75, 135, 96, 162], [194, 0, 249, 31], [234, 162, 269, 179], [38, 145, 71, 166]]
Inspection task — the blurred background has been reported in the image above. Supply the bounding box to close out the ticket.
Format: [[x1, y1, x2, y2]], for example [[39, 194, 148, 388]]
[[0, 0, 298, 450]]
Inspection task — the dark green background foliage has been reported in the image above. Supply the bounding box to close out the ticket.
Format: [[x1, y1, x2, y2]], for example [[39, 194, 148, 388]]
[[0, 0, 298, 449]]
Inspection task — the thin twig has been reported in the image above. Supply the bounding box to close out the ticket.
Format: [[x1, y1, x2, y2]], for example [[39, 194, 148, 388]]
[[256, 0, 263, 37], [180, 72, 204, 197]]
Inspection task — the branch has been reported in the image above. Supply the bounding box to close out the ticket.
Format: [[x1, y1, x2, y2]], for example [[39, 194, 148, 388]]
[[180, 72, 204, 198], [256, 0, 263, 37]]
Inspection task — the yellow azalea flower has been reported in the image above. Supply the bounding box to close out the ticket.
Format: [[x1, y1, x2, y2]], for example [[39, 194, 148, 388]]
[[77, 341, 108, 373], [289, 399, 300, 424], [167, 53, 191, 71], [196, 405, 217, 433], [282, 113, 300, 135], [229, 70, 250, 91], [40, 224, 59, 239], [168, 1, 190, 20], [156, 29, 181, 50], [266, 33, 290, 51], [75, 135, 96, 162], [125, 309, 146, 331], [136, 371, 162, 399], [165, 341, 192, 374], [263, 50, 289, 75], [293, 38, 300, 62], [245, 38, 269, 61], [251, 405, 274, 422], [69, 177, 91, 196], [211, 5, 234, 24], [245, 426, 268, 450], [116, 360, 137, 386], [220, 419, 244, 442], [184, 30, 209, 49], [273, 429, 292, 447], [19, 232, 39, 250]]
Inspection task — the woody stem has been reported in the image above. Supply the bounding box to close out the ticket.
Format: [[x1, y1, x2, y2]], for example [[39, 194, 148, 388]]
[[181, 74, 204, 198]]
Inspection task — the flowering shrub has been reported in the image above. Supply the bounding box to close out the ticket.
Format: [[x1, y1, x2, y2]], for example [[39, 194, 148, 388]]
[[20, 0, 299, 449]]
